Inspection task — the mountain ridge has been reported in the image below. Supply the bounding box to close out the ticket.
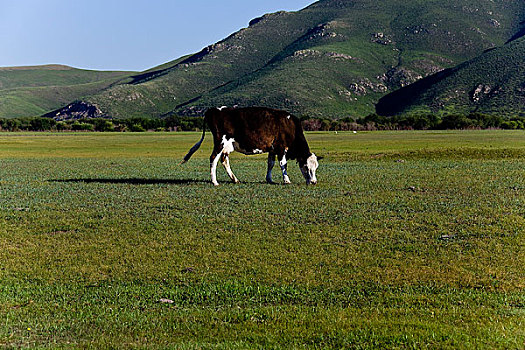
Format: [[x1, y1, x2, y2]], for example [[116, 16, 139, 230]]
[[84, 0, 525, 119]]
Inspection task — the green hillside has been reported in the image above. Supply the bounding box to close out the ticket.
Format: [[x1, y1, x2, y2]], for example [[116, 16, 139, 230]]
[[188, 0, 525, 118], [4, 0, 525, 119], [376, 36, 525, 116], [0, 65, 132, 118], [44, 0, 525, 120]]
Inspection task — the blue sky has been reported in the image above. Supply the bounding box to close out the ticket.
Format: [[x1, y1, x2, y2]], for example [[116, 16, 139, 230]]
[[0, 0, 315, 71]]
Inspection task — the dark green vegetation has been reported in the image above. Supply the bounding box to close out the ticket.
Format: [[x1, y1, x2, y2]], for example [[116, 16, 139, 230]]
[[1, 131, 524, 348], [2, 0, 524, 120], [376, 36, 525, 117], [0, 65, 132, 118], [2, 112, 525, 133], [0, 116, 203, 132], [305, 112, 525, 130]]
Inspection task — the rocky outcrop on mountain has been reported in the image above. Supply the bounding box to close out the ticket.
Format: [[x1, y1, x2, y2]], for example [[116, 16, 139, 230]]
[[43, 101, 105, 121]]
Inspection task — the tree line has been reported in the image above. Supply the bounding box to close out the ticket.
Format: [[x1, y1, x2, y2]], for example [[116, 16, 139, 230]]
[[301, 113, 525, 131], [0, 112, 524, 132], [0, 116, 203, 132]]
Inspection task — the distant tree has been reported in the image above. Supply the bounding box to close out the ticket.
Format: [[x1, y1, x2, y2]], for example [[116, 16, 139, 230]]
[[301, 119, 322, 131], [29, 117, 56, 131]]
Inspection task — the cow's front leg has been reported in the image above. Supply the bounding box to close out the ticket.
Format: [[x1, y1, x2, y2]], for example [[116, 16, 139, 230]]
[[266, 153, 277, 184], [278, 152, 291, 184], [221, 154, 240, 184]]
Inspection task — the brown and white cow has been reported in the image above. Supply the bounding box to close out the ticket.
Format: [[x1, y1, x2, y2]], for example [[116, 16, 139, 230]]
[[182, 107, 320, 186]]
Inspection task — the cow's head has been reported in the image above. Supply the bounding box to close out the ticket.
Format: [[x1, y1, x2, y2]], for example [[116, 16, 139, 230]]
[[299, 153, 320, 185]]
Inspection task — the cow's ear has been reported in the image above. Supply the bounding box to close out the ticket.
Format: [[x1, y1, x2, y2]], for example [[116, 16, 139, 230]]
[[317, 156, 324, 161]]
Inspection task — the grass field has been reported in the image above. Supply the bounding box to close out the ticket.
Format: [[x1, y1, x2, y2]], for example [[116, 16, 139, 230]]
[[0, 131, 524, 348]]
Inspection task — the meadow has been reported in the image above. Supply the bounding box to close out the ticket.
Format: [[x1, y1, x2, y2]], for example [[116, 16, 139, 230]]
[[0, 131, 524, 349]]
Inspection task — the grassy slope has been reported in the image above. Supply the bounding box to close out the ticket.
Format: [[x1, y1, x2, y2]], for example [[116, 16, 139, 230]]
[[0, 66, 133, 118], [79, 0, 524, 119], [0, 131, 524, 348], [190, 0, 524, 118], [376, 36, 525, 116], [86, 9, 330, 118]]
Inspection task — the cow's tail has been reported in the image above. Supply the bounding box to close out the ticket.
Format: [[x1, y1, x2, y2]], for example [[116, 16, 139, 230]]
[[181, 117, 207, 164]]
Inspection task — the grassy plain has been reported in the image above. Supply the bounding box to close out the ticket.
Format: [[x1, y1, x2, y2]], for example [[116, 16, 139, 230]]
[[0, 131, 524, 348]]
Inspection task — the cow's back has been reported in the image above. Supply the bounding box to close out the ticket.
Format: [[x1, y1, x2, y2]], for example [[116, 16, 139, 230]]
[[205, 107, 299, 155]]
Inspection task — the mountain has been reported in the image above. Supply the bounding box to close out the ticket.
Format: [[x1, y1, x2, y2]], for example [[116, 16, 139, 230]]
[[182, 0, 525, 119], [4, 0, 525, 119], [0, 65, 132, 118], [376, 35, 525, 116]]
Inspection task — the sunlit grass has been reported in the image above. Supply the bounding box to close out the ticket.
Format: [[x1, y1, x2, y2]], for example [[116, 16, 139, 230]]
[[1, 131, 524, 348]]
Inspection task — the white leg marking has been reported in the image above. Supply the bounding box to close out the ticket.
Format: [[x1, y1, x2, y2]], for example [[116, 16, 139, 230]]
[[211, 152, 222, 186], [279, 154, 291, 184]]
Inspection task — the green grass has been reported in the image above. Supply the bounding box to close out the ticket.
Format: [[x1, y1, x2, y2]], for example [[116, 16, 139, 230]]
[[1, 131, 524, 348]]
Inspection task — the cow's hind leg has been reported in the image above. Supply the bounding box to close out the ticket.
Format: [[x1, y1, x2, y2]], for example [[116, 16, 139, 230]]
[[222, 154, 240, 184], [210, 149, 222, 186], [266, 153, 277, 184], [211, 136, 238, 186]]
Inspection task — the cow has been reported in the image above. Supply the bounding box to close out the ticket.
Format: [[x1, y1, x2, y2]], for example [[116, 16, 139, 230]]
[[182, 106, 320, 186]]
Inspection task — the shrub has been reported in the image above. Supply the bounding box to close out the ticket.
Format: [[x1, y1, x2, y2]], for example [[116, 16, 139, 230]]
[[71, 122, 94, 131], [501, 121, 519, 129], [129, 123, 146, 132], [92, 119, 115, 132], [439, 114, 476, 129], [55, 122, 71, 131]]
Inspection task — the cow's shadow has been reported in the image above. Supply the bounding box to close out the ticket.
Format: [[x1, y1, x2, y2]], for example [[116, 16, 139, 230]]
[[49, 178, 209, 185], [49, 178, 269, 185]]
